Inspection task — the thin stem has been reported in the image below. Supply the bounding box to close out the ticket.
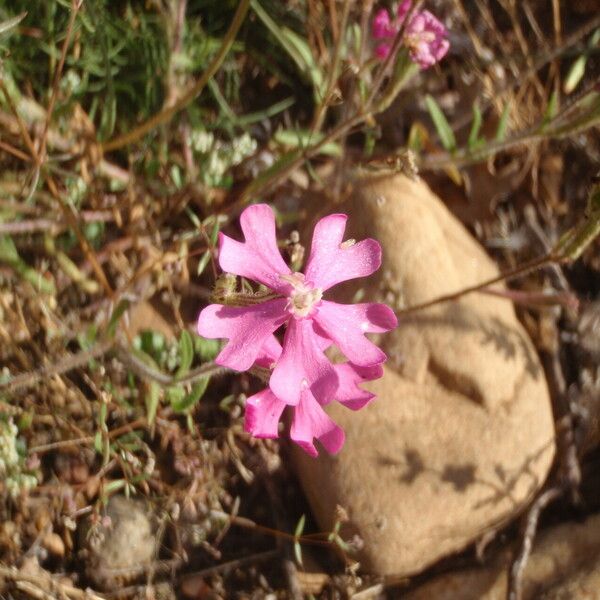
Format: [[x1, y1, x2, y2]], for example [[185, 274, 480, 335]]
[[101, 0, 251, 152], [396, 252, 558, 317], [116, 346, 227, 386], [310, 0, 352, 133], [1, 339, 114, 394], [507, 487, 563, 600], [39, 0, 82, 163]]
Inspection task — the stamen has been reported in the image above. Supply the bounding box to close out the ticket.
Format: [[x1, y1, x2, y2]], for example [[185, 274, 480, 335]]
[[283, 272, 323, 318]]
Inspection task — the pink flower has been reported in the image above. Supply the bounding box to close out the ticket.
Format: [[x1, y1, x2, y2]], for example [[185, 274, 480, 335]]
[[372, 1, 449, 69], [244, 339, 383, 457], [197, 204, 397, 454]]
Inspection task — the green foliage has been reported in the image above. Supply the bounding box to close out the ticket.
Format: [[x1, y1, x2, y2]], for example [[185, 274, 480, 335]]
[[0, 1, 169, 138], [0, 235, 56, 294], [250, 0, 325, 100], [467, 102, 483, 150]]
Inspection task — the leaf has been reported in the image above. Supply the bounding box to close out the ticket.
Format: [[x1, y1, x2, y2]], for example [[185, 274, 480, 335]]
[[407, 121, 429, 153], [250, 0, 324, 97], [94, 431, 103, 454], [0, 235, 55, 294], [564, 55, 586, 95], [166, 385, 185, 406], [208, 218, 220, 246], [467, 103, 483, 150], [145, 381, 160, 425], [194, 336, 221, 362], [494, 102, 511, 142], [104, 479, 126, 494], [0, 12, 27, 36], [293, 514, 306, 566], [425, 95, 456, 151], [170, 378, 210, 414], [563, 29, 600, 96], [294, 514, 306, 538], [274, 128, 341, 156], [106, 299, 130, 338], [543, 90, 559, 124], [554, 182, 600, 261], [197, 251, 211, 276], [176, 330, 194, 378]]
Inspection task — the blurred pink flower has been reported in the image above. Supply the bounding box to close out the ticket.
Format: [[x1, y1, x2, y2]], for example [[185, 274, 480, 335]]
[[197, 204, 396, 455], [372, 1, 449, 68]]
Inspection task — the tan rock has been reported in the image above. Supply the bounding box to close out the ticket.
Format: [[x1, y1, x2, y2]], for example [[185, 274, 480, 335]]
[[406, 513, 600, 599], [540, 555, 600, 600], [293, 174, 555, 576]]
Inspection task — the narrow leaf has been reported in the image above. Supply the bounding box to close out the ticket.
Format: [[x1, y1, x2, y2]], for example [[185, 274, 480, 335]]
[[197, 251, 211, 276], [425, 95, 456, 151], [145, 381, 160, 425], [106, 299, 130, 338], [0, 12, 27, 36], [171, 378, 210, 413], [467, 103, 483, 150], [176, 330, 194, 378], [564, 55, 586, 95], [294, 514, 306, 538], [543, 90, 559, 124], [494, 102, 511, 142]]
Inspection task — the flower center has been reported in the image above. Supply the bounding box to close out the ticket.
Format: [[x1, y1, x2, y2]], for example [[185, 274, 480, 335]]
[[281, 272, 323, 318], [405, 30, 436, 50]]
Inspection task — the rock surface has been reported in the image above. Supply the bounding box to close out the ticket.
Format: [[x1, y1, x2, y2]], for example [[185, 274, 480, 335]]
[[293, 174, 556, 576], [406, 513, 600, 599]]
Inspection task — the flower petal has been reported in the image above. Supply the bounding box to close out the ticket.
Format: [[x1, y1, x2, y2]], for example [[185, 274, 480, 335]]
[[244, 388, 286, 438], [304, 214, 382, 291], [197, 299, 288, 371], [334, 362, 383, 410], [255, 335, 283, 369], [290, 390, 345, 457], [375, 43, 392, 60], [270, 318, 338, 406], [397, 0, 411, 20], [372, 8, 395, 39], [313, 300, 397, 366], [218, 204, 291, 293]]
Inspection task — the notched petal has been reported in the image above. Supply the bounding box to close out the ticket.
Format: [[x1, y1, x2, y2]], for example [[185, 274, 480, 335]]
[[244, 389, 286, 438], [313, 301, 397, 367], [197, 299, 288, 371], [218, 204, 291, 292], [304, 214, 382, 291], [290, 390, 345, 457]]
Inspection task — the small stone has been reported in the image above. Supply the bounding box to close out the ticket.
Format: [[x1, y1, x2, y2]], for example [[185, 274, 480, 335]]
[[294, 174, 555, 576], [180, 574, 212, 598], [41, 531, 65, 558], [79, 495, 157, 591]]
